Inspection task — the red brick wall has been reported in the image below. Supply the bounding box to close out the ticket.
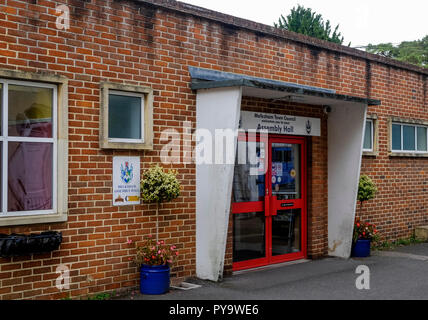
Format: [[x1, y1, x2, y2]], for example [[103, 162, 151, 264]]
[[0, 0, 426, 299]]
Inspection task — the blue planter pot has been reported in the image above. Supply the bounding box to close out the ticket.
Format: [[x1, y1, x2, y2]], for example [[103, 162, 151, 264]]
[[352, 239, 371, 257], [140, 264, 170, 295]]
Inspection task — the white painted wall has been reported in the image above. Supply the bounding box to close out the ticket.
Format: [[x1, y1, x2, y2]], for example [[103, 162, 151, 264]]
[[328, 102, 367, 258], [196, 87, 242, 281]]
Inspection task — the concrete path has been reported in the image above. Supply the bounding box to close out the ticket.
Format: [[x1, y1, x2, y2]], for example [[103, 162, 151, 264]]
[[122, 243, 428, 300]]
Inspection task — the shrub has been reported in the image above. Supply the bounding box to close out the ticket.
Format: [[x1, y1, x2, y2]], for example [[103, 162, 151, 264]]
[[358, 175, 377, 204], [140, 165, 180, 204]]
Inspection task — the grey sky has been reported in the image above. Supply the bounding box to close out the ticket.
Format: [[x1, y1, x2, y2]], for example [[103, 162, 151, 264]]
[[180, 0, 428, 47]]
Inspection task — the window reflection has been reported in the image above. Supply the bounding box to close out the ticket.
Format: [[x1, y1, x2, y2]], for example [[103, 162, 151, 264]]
[[271, 143, 300, 200], [8, 142, 53, 211], [108, 93, 142, 140], [8, 85, 53, 138], [272, 209, 301, 256], [233, 212, 265, 262], [233, 141, 265, 203]]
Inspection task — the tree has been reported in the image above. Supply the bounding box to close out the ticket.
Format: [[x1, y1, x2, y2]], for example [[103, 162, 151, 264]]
[[366, 35, 428, 68], [140, 165, 181, 242], [357, 175, 377, 215], [274, 5, 345, 45]]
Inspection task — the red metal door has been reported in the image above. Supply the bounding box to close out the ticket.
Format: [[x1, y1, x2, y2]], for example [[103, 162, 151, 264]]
[[232, 134, 307, 271]]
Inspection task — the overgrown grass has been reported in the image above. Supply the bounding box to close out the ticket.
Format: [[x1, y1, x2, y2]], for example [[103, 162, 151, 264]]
[[372, 234, 425, 251], [60, 290, 119, 300], [86, 292, 114, 300]]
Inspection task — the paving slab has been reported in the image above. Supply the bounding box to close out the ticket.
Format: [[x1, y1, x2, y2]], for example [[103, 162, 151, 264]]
[[119, 243, 428, 300]]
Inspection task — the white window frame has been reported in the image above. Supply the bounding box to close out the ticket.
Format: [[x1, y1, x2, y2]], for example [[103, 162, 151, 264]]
[[99, 82, 153, 151], [391, 122, 428, 154], [107, 90, 145, 144], [363, 119, 374, 152], [0, 79, 57, 218]]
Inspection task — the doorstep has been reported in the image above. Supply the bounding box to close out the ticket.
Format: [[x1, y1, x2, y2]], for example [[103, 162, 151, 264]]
[[232, 259, 311, 276]]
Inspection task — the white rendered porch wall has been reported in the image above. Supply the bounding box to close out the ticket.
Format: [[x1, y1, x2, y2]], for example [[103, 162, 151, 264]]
[[196, 87, 242, 281], [328, 103, 367, 258]]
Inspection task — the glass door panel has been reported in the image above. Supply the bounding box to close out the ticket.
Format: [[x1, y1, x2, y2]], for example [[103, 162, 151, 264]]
[[271, 143, 300, 200], [272, 209, 301, 256], [233, 140, 266, 203], [233, 212, 266, 263], [268, 137, 306, 263]]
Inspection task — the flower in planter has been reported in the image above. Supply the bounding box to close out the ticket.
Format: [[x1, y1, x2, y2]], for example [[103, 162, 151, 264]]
[[353, 218, 379, 243], [134, 236, 179, 267]]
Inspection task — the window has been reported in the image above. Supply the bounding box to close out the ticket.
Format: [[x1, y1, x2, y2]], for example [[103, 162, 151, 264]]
[[363, 119, 374, 152], [363, 117, 378, 156], [100, 82, 153, 150], [108, 91, 144, 143], [0, 75, 68, 226], [391, 122, 428, 153]]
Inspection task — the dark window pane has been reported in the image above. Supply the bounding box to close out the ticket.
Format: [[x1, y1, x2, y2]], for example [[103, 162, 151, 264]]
[[272, 209, 301, 256], [417, 127, 427, 151], [233, 212, 265, 263], [8, 85, 53, 138], [8, 142, 53, 212], [363, 120, 372, 150], [233, 141, 266, 203], [392, 124, 401, 150], [108, 94, 142, 140], [403, 125, 415, 150]]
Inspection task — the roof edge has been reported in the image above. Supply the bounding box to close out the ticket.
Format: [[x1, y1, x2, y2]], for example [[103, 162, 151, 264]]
[[191, 78, 382, 106], [138, 0, 428, 76]]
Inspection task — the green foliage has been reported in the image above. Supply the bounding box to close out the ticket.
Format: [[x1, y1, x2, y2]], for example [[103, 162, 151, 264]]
[[372, 234, 424, 251], [274, 5, 346, 45], [358, 175, 377, 204], [367, 35, 428, 68], [140, 165, 181, 204], [86, 292, 112, 300]]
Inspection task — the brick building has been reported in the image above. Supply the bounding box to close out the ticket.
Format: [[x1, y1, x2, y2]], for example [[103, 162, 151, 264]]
[[0, 0, 426, 299]]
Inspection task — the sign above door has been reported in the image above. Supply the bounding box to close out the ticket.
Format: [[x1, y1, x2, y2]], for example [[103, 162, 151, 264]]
[[239, 111, 321, 137]]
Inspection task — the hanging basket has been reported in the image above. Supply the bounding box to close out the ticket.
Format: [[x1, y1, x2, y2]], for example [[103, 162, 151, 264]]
[[0, 231, 62, 258]]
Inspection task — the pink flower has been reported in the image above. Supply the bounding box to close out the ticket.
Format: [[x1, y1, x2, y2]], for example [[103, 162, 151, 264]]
[[127, 239, 133, 244], [175, 251, 179, 256]]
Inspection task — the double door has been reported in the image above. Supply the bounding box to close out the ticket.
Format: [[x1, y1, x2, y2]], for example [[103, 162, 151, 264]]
[[232, 134, 307, 271]]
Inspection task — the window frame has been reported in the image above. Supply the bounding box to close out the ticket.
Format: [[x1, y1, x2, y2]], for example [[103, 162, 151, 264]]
[[0, 79, 57, 218], [362, 115, 378, 156], [391, 122, 428, 154], [0, 69, 68, 226], [100, 82, 153, 150], [107, 90, 145, 144], [362, 119, 374, 153]]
